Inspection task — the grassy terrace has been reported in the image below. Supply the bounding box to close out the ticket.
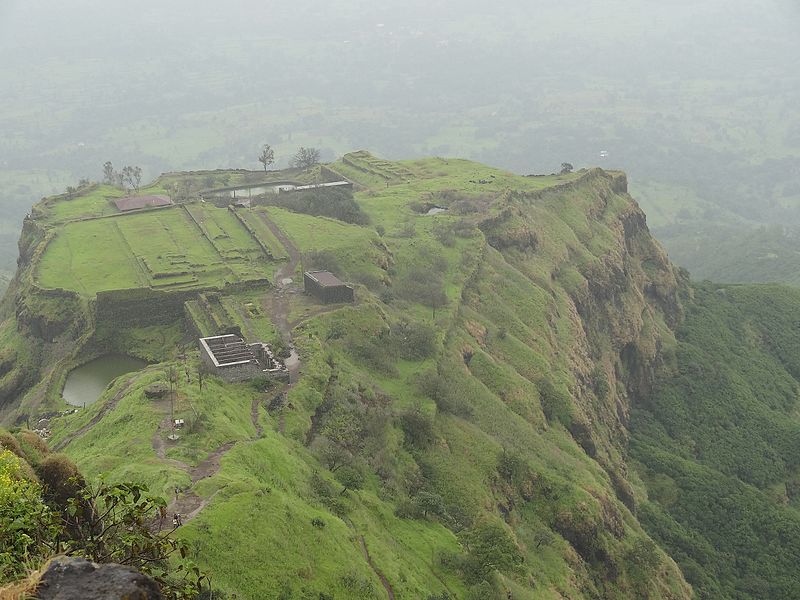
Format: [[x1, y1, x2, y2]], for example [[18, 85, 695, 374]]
[[333, 152, 581, 227], [36, 202, 280, 296]]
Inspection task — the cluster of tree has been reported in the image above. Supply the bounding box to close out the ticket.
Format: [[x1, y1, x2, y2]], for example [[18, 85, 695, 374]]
[[256, 144, 321, 171], [631, 283, 800, 599], [63, 178, 91, 199], [164, 179, 201, 203], [0, 429, 205, 598], [390, 258, 449, 317], [102, 161, 142, 193], [307, 374, 394, 514], [336, 315, 438, 376], [264, 186, 368, 225]]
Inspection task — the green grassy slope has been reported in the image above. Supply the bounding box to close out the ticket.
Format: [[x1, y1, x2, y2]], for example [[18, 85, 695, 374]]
[[5, 154, 700, 598], [632, 284, 800, 599]]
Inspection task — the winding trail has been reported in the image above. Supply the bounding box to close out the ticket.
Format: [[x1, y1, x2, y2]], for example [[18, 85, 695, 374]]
[[359, 535, 395, 600], [258, 210, 302, 381], [154, 213, 306, 524], [59, 212, 330, 531], [251, 396, 265, 438]]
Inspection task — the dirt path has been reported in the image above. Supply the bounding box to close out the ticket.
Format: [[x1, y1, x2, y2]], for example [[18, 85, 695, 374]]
[[288, 304, 340, 330], [359, 535, 395, 600], [152, 415, 191, 470], [189, 441, 235, 483], [257, 210, 301, 285], [251, 396, 265, 438], [258, 211, 302, 378], [154, 438, 234, 526]]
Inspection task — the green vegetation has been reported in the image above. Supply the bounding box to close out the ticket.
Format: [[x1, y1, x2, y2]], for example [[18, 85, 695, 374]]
[[36, 202, 278, 296], [0, 430, 204, 598], [262, 186, 369, 225], [632, 284, 800, 599], [10, 153, 794, 598]]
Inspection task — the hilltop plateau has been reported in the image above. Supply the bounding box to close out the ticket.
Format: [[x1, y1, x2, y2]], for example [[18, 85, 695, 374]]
[[3, 152, 800, 599]]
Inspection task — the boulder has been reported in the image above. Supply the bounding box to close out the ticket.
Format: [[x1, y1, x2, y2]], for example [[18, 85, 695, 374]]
[[35, 556, 162, 600]]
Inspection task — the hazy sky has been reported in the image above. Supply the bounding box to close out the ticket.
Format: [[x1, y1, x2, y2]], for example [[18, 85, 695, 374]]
[[1, 0, 799, 278]]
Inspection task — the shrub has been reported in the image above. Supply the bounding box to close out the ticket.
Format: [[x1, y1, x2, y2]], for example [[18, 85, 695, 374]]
[[390, 320, 437, 360], [265, 187, 369, 225], [400, 409, 435, 449], [305, 250, 341, 275], [538, 377, 573, 427], [496, 450, 527, 486], [340, 572, 376, 597], [0, 450, 59, 583], [335, 465, 365, 494], [418, 370, 473, 418], [458, 519, 524, 584], [0, 431, 23, 459], [36, 453, 85, 509], [345, 336, 397, 375], [16, 431, 49, 464], [414, 491, 446, 519]]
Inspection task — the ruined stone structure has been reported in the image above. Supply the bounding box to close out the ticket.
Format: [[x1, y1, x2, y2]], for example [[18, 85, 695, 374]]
[[303, 270, 354, 304], [198, 334, 288, 383]]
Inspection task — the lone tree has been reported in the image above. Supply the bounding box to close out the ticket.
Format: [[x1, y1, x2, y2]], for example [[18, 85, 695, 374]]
[[121, 165, 142, 193], [258, 144, 275, 172], [102, 161, 116, 185], [560, 162, 574, 175], [291, 146, 321, 170]]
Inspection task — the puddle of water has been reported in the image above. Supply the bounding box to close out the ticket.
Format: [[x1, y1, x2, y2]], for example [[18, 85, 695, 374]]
[[426, 206, 447, 215], [62, 354, 146, 407]]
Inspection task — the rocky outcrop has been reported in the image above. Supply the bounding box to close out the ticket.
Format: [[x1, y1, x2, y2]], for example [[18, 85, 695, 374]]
[[34, 557, 162, 600]]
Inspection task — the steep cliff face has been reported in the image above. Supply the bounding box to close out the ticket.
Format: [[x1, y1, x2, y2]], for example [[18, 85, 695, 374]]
[[476, 169, 683, 452], [444, 168, 691, 596], [0, 216, 90, 415]]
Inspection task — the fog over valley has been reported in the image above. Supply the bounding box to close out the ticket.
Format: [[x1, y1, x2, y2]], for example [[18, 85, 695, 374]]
[[1, 1, 799, 286]]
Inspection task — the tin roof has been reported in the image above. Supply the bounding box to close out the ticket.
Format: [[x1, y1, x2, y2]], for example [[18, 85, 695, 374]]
[[305, 270, 347, 288]]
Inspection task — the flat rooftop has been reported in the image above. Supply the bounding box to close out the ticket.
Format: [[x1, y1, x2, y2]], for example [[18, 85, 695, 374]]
[[114, 195, 173, 212], [199, 334, 256, 367], [305, 270, 347, 288]]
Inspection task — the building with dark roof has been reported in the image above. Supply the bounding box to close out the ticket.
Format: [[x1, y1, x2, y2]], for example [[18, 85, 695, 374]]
[[303, 270, 355, 304], [114, 195, 173, 212], [198, 334, 288, 383]]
